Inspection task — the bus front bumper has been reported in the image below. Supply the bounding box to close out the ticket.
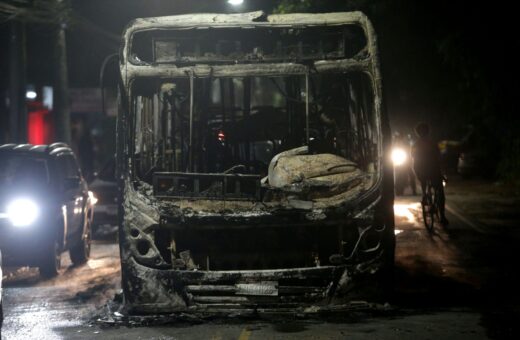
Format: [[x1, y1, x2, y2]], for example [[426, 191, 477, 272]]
[[121, 253, 388, 315]]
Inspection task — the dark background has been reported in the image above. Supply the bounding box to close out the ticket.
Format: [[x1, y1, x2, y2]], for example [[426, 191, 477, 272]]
[[0, 0, 518, 179]]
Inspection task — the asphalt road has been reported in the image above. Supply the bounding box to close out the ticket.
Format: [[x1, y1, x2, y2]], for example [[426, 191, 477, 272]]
[[0, 241, 121, 340], [1, 194, 519, 339]]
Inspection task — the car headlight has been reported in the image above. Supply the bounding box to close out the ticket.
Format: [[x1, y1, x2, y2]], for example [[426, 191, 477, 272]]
[[7, 198, 40, 227], [391, 148, 407, 167]]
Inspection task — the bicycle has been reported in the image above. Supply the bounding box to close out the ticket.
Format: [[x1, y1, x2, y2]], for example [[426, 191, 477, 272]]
[[421, 179, 440, 232]]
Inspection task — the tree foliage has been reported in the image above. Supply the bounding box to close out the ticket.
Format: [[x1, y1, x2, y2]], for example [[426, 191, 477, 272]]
[[271, 0, 520, 181], [273, 0, 383, 14], [0, 0, 71, 25]]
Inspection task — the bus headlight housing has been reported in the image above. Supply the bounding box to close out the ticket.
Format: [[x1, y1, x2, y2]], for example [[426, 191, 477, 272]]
[[7, 198, 40, 227]]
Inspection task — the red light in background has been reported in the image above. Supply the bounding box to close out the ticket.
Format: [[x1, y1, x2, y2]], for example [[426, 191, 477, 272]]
[[218, 131, 225, 142], [27, 101, 52, 144], [28, 110, 45, 144]]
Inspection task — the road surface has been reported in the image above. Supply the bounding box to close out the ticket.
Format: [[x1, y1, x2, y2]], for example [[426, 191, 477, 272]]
[[1, 191, 519, 339]]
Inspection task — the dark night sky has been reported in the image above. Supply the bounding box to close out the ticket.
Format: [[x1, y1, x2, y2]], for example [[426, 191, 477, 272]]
[[0, 1, 283, 91], [1, 0, 518, 142]]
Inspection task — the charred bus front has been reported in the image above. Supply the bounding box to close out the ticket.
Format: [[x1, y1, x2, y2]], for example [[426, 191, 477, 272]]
[[116, 11, 394, 313]]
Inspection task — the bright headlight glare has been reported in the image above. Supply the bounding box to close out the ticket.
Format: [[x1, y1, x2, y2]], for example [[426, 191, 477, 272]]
[[88, 190, 98, 205], [7, 198, 39, 227], [391, 148, 407, 166]]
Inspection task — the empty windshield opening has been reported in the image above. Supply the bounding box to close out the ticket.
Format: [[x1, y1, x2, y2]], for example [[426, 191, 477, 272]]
[[131, 25, 367, 64], [131, 72, 377, 184]]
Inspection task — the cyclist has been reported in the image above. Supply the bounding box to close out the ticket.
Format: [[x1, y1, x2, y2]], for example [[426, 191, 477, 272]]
[[411, 122, 449, 226]]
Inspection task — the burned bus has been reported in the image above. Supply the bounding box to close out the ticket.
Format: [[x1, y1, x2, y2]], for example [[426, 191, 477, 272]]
[[116, 11, 394, 314]]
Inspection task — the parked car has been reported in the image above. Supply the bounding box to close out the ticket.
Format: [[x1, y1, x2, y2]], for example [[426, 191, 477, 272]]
[[457, 150, 496, 178], [438, 139, 462, 174], [456, 126, 497, 178], [88, 158, 118, 234], [0, 143, 94, 277]]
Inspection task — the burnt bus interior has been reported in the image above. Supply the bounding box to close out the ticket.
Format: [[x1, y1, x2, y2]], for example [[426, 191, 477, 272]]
[[125, 23, 385, 272], [129, 72, 381, 270], [132, 73, 377, 182]]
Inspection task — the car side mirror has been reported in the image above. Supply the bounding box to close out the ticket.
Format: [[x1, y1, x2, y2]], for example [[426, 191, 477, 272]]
[[64, 177, 81, 190]]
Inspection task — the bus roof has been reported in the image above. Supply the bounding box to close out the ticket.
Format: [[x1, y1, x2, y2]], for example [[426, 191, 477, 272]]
[[119, 10, 381, 93], [124, 11, 370, 34]]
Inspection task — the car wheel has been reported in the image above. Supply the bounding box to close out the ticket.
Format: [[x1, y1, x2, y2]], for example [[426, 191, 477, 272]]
[[39, 238, 62, 278], [69, 220, 91, 265]]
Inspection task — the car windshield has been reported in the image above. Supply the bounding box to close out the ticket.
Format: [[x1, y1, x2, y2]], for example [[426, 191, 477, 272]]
[[0, 154, 50, 186]]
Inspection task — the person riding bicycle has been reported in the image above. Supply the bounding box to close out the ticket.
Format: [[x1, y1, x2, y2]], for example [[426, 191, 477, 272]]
[[411, 122, 449, 226]]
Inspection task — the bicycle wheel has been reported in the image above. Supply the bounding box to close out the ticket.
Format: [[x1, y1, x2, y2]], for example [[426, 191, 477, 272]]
[[422, 193, 435, 232], [432, 189, 441, 223]]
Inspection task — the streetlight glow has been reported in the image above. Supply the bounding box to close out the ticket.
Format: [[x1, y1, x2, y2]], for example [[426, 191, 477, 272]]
[[228, 0, 244, 6], [391, 147, 407, 166], [26, 90, 37, 100]]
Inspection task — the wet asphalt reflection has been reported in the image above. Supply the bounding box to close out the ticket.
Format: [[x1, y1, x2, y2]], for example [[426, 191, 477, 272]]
[[1, 242, 120, 340]]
